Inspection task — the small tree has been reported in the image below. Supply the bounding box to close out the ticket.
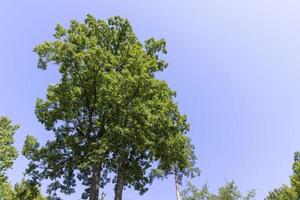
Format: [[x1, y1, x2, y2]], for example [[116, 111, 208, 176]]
[[0, 116, 19, 181], [182, 181, 255, 200], [0, 116, 47, 200], [14, 179, 49, 200], [290, 152, 300, 197], [152, 136, 200, 200], [265, 185, 297, 200], [265, 152, 300, 200], [0, 116, 19, 200]]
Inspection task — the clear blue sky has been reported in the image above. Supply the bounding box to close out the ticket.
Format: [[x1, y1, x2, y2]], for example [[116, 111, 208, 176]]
[[1, 0, 300, 199]]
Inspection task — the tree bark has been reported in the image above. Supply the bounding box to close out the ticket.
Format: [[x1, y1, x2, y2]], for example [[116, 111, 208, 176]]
[[175, 169, 181, 200], [114, 157, 125, 200], [90, 162, 102, 200]]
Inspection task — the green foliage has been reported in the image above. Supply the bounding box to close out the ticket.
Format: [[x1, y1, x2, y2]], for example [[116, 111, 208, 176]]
[[14, 179, 49, 200], [0, 116, 19, 181], [181, 182, 210, 200], [0, 116, 47, 200], [182, 181, 255, 200], [0, 179, 48, 200], [23, 15, 195, 199], [265, 185, 297, 200], [265, 152, 300, 200], [0, 180, 15, 200], [290, 152, 300, 197], [216, 181, 255, 200]]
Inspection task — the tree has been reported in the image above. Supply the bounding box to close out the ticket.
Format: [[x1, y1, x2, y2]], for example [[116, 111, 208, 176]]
[[14, 179, 49, 200], [151, 137, 200, 200], [104, 67, 193, 200], [0, 180, 15, 200], [0, 116, 47, 200], [265, 185, 297, 200], [0, 116, 19, 200], [0, 179, 49, 200], [0, 117, 18, 199], [182, 181, 255, 200], [23, 15, 195, 200], [0, 116, 19, 181], [265, 152, 300, 200], [181, 182, 210, 200], [290, 152, 300, 197]]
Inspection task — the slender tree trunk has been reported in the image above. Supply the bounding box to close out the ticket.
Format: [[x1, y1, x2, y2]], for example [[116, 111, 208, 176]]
[[114, 170, 125, 200], [175, 169, 181, 200], [90, 162, 102, 200], [114, 157, 125, 200]]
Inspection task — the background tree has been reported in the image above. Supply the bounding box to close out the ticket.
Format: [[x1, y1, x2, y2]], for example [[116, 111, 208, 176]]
[[14, 179, 49, 200], [181, 182, 210, 200], [23, 15, 195, 200], [0, 116, 47, 200], [0, 180, 15, 200], [265, 185, 297, 200], [290, 152, 300, 197], [0, 179, 49, 200], [265, 151, 300, 200], [152, 137, 200, 200], [0, 116, 19, 181], [182, 181, 255, 200], [0, 116, 19, 200]]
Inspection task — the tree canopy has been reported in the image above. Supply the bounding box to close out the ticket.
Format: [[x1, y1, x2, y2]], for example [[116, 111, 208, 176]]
[[0, 116, 47, 200], [265, 185, 297, 200], [23, 15, 195, 200], [265, 152, 300, 200], [0, 179, 49, 200], [0, 116, 19, 181], [14, 179, 49, 200]]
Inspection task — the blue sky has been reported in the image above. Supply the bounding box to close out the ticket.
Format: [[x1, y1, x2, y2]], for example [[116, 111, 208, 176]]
[[1, 0, 300, 199]]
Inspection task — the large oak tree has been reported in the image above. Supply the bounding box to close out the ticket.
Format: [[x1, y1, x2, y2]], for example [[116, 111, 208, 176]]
[[23, 15, 196, 200]]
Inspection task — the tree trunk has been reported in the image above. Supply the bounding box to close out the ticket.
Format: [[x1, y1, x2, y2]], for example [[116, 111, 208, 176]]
[[114, 157, 125, 200], [175, 169, 181, 200], [90, 162, 102, 200], [114, 170, 125, 200]]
